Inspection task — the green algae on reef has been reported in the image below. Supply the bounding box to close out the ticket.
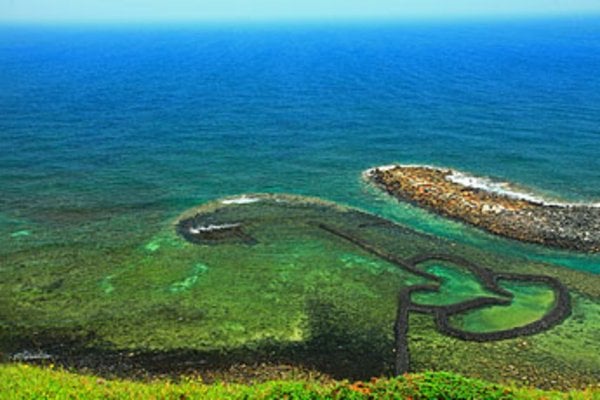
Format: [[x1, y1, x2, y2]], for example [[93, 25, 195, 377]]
[[0, 194, 599, 390]]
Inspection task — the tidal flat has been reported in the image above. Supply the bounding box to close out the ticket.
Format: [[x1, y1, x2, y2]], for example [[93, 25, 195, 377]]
[[1, 194, 598, 390]]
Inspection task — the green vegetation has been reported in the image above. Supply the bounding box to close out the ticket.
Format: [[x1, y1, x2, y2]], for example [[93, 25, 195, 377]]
[[1, 364, 597, 400]]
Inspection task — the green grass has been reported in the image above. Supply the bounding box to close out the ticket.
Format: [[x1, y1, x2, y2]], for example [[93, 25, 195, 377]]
[[0, 364, 597, 400]]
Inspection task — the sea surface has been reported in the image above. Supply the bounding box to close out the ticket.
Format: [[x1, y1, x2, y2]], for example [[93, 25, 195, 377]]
[[1, 17, 600, 271]]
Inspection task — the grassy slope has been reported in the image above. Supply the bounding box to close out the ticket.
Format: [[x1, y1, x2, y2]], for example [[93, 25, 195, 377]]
[[0, 364, 597, 399]]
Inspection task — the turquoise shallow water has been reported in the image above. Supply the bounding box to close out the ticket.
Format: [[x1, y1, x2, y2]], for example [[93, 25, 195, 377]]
[[1, 18, 599, 272]]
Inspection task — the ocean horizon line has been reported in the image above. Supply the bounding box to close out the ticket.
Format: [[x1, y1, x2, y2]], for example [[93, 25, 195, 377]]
[[1, 12, 600, 29]]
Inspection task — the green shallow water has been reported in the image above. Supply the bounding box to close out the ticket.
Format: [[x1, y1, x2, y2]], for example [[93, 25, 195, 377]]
[[1, 194, 598, 387], [449, 281, 556, 333], [411, 261, 501, 306]]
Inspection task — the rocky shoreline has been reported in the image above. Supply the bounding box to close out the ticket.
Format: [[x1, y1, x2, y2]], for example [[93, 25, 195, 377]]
[[366, 165, 600, 253]]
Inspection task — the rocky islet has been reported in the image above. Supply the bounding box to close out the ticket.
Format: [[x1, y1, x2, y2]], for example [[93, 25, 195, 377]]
[[366, 165, 600, 253]]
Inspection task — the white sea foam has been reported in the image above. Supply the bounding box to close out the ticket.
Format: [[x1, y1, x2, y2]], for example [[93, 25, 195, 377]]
[[363, 164, 399, 179], [373, 164, 398, 172], [365, 163, 443, 176], [189, 223, 240, 234], [446, 171, 547, 204], [446, 170, 600, 208], [221, 196, 260, 205]]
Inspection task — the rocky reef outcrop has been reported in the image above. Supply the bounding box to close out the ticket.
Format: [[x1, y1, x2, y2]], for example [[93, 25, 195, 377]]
[[366, 165, 600, 253]]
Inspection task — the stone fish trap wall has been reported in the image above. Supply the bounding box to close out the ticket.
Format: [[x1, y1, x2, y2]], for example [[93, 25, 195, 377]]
[[177, 197, 572, 376]]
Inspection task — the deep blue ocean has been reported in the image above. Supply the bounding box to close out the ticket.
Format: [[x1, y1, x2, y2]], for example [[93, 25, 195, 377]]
[[1, 17, 599, 272]]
